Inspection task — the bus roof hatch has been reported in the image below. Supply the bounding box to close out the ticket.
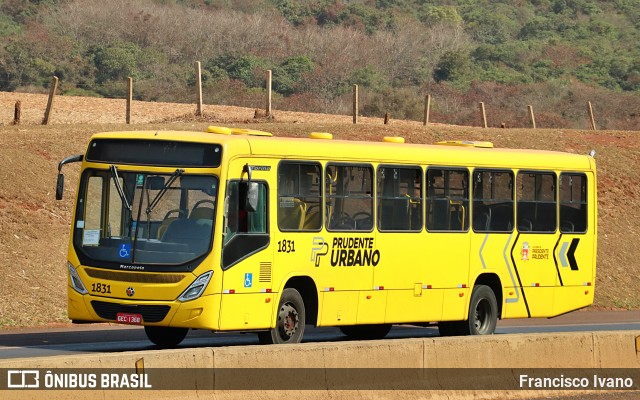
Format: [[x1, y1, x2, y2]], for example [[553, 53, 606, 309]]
[[206, 126, 273, 137], [436, 140, 494, 148]]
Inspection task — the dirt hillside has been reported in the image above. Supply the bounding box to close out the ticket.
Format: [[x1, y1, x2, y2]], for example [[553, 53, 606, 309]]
[[0, 91, 638, 328]]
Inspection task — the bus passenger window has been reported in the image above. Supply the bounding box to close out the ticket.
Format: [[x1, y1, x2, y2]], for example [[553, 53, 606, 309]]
[[326, 164, 374, 231], [426, 168, 469, 232], [377, 166, 422, 231], [560, 173, 587, 233], [278, 162, 322, 231], [517, 172, 556, 233], [472, 170, 514, 233]]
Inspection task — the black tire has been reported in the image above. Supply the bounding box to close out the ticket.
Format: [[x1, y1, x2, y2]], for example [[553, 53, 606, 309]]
[[467, 284, 498, 335], [144, 326, 189, 348], [339, 324, 392, 340], [258, 288, 305, 344], [438, 285, 498, 336]]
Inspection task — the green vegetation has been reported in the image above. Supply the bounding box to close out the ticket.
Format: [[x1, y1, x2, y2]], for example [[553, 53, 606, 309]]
[[1, 0, 640, 128]]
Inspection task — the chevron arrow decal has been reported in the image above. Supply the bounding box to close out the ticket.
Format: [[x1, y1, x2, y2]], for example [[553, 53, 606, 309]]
[[559, 242, 569, 268], [567, 238, 580, 270], [559, 238, 580, 270]]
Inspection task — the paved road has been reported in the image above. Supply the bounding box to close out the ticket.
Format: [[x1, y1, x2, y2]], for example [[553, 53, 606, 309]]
[[0, 310, 638, 360]]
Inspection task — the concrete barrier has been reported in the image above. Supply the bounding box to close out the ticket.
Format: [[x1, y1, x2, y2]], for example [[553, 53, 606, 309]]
[[1, 330, 638, 400]]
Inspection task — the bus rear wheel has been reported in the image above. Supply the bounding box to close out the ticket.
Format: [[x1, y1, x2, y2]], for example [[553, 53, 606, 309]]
[[438, 284, 498, 336], [144, 326, 189, 348], [468, 284, 498, 335], [339, 324, 392, 340], [258, 288, 306, 344]]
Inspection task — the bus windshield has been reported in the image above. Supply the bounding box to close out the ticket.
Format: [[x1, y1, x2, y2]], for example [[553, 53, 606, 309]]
[[73, 168, 218, 266]]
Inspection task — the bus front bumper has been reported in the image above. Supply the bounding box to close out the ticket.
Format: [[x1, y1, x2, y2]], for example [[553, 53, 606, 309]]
[[67, 286, 222, 330]]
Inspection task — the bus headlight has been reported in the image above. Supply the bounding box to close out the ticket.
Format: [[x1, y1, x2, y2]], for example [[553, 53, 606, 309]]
[[68, 263, 88, 294], [178, 271, 213, 302]]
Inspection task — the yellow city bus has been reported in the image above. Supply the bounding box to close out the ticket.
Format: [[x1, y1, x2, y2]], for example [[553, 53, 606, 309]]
[[55, 126, 597, 347]]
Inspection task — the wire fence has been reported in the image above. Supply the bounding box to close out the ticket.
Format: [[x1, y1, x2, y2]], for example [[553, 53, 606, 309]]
[[0, 68, 608, 130]]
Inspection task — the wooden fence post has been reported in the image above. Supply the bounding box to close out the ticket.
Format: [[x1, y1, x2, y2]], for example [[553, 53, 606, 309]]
[[42, 76, 58, 125], [528, 105, 536, 129], [195, 61, 203, 117], [423, 94, 431, 126], [126, 77, 133, 124], [352, 84, 358, 124], [479, 101, 487, 128], [384, 112, 391, 125], [13, 101, 21, 125], [266, 69, 272, 117], [587, 101, 597, 130]]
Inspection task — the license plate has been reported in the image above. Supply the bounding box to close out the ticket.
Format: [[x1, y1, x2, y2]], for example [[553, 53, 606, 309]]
[[116, 312, 143, 325]]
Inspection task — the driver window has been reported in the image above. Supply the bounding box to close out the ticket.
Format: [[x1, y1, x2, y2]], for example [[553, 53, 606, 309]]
[[224, 181, 268, 244], [222, 180, 269, 269], [326, 164, 373, 231]]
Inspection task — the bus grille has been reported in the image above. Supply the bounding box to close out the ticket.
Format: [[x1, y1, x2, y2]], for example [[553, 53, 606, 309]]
[[91, 301, 170, 323], [85, 268, 185, 284]]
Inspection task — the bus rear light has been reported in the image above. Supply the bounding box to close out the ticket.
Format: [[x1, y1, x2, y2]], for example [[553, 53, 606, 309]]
[[324, 287, 334, 292], [223, 289, 235, 294], [178, 271, 213, 302], [532, 283, 540, 287], [260, 289, 272, 293], [68, 263, 88, 295], [585, 282, 592, 286], [422, 285, 432, 289], [375, 286, 384, 290]]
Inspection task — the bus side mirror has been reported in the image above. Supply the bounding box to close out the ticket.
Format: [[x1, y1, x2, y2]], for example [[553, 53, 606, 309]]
[[56, 173, 65, 200], [240, 181, 259, 212], [55, 154, 83, 201]]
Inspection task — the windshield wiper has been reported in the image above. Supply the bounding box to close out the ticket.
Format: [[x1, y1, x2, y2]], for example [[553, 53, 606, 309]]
[[144, 169, 184, 241], [146, 169, 184, 216], [109, 165, 132, 211]]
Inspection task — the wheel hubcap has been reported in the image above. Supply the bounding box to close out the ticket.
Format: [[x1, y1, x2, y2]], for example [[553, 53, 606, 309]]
[[278, 302, 298, 338]]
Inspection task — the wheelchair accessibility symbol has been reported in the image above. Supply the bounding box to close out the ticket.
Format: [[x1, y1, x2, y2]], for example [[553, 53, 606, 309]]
[[244, 273, 253, 288], [119, 243, 131, 258]]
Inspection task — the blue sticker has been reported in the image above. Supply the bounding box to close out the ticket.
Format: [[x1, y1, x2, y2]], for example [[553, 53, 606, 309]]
[[118, 243, 131, 258], [244, 273, 253, 288]]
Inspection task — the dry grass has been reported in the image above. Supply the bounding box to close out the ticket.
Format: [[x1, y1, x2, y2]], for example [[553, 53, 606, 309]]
[[0, 91, 638, 328]]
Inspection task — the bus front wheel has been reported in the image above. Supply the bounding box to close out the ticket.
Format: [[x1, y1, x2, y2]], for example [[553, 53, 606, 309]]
[[438, 284, 498, 336], [144, 326, 189, 348], [258, 288, 306, 344]]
